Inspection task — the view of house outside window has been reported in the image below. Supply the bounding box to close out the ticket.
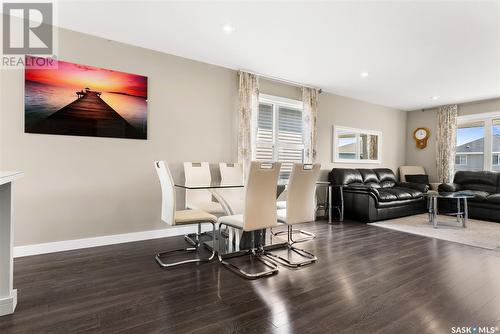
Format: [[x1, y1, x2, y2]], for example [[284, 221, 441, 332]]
[[455, 116, 500, 172], [493, 119, 500, 171], [456, 121, 485, 171]]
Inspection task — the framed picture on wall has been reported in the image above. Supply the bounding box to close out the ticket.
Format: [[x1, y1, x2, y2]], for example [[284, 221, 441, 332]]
[[25, 56, 148, 139]]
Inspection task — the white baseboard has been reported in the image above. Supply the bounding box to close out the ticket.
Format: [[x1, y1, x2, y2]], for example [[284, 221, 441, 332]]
[[13, 225, 212, 258]]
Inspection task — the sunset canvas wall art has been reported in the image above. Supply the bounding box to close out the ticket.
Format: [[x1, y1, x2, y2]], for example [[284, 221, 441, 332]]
[[25, 56, 148, 139]]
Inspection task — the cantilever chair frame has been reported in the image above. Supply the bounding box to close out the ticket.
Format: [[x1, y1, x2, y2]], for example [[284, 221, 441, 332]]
[[271, 222, 316, 244], [265, 225, 317, 268], [156, 221, 216, 268], [217, 223, 278, 279], [264, 163, 320, 268], [154, 161, 218, 268], [271, 189, 317, 243], [182, 162, 222, 247], [217, 161, 282, 280]]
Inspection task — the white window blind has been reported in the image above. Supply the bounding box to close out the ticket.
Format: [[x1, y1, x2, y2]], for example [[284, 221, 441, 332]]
[[254, 96, 304, 179]]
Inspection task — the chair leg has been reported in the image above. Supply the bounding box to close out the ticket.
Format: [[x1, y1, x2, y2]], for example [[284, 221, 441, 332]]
[[218, 224, 278, 280], [271, 227, 315, 243], [184, 222, 209, 246], [264, 225, 317, 268], [156, 222, 216, 268]]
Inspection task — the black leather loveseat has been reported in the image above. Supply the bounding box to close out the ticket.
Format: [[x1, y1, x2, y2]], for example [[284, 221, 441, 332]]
[[438, 171, 500, 222], [329, 168, 428, 222]]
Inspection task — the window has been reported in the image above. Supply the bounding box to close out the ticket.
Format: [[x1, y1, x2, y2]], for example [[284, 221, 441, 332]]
[[493, 119, 500, 171], [456, 113, 500, 172], [254, 94, 304, 179], [455, 154, 467, 166], [333, 126, 381, 163], [493, 154, 500, 166], [455, 121, 484, 171]]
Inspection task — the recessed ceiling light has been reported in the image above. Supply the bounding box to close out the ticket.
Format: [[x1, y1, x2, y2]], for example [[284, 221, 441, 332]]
[[223, 24, 234, 34], [431, 96, 440, 100], [360, 72, 369, 77]]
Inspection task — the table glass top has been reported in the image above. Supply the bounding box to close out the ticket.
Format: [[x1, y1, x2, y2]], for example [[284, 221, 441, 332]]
[[423, 191, 475, 199], [174, 182, 244, 189], [175, 180, 331, 189]]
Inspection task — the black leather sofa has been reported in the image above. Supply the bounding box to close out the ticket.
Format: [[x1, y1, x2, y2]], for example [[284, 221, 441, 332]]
[[438, 171, 500, 222], [329, 168, 428, 222]]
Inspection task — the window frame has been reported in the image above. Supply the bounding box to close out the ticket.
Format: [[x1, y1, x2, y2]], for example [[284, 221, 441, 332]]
[[455, 154, 467, 166], [457, 111, 500, 171], [493, 153, 500, 166], [253, 94, 305, 176], [332, 125, 382, 164]]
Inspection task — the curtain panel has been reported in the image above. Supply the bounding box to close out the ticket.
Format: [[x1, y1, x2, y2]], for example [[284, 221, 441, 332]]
[[302, 87, 319, 163], [436, 104, 458, 183], [237, 71, 259, 177]]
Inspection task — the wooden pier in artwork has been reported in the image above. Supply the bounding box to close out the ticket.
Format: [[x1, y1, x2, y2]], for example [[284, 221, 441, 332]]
[[27, 89, 144, 139]]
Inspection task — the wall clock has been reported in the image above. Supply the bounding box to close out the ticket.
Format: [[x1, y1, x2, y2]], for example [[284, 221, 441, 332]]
[[413, 127, 430, 149]]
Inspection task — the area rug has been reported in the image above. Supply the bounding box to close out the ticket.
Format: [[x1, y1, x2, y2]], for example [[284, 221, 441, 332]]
[[369, 214, 500, 251]]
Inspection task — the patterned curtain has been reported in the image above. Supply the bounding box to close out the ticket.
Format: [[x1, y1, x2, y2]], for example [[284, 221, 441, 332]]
[[436, 104, 458, 183], [237, 71, 259, 177], [302, 87, 319, 163]]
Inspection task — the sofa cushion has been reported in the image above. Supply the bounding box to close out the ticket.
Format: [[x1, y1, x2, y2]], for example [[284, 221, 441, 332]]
[[456, 190, 490, 202], [485, 194, 500, 204], [374, 189, 398, 202], [374, 168, 397, 188], [395, 187, 424, 199], [376, 197, 424, 209], [330, 168, 363, 186], [454, 171, 498, 193], [374, 187, 422, 202], [358, 169, 379, 184]]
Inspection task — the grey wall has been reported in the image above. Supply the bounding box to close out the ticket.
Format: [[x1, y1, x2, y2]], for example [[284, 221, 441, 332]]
[[405, 98, 500, 181], [1, 26, 407, 246], [316, 93, 407, 179], [1, 27, 240, 246]]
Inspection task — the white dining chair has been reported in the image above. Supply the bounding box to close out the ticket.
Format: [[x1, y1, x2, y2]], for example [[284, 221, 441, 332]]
[[218, 162, 245, 250], [264, 163, 321, 268], [272, 189, 316, 243], [217, 161, 281, 279], [217, 162, 245, 213], [184, 162, 225, 214], [154, 161, 217, 268], [219, 163, 243, 184]]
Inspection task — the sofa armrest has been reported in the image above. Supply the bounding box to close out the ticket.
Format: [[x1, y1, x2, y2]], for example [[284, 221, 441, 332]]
[[397, 182, 429, 193], [438, 183, 462, 192]]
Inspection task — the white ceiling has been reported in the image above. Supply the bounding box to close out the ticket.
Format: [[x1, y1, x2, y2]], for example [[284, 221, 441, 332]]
[[51, 1, 500, 110]]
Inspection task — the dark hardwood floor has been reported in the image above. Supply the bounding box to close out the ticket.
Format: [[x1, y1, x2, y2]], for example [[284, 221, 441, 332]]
[[1, 220, 499, 334]]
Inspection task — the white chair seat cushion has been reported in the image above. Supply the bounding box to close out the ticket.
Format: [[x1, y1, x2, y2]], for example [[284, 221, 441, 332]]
[[218, 214, 245, 229], [276, 201, 287, 210], [277, 209, 287, 224], [186, 201, 225, 214], [175, 210, 217, 225]]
